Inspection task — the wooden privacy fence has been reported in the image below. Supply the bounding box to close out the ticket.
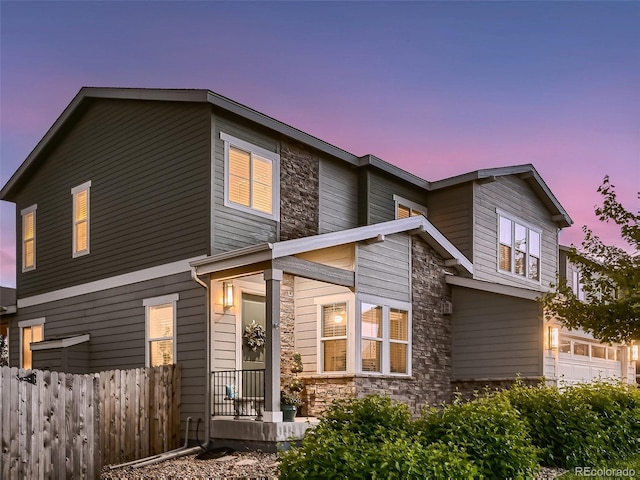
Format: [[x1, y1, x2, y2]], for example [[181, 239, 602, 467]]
[[0, 364, 181, 479]]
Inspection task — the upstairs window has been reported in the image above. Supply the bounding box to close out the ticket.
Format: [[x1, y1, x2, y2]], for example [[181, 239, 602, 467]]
[[21, 205, 37, 272], [498, 213, 541, 281], [572, 271, 586, 301], [221, 132, 280, 220], [393, 194, 427, 219], [72, 181, 91, 257], [144, 294, 178, 367]]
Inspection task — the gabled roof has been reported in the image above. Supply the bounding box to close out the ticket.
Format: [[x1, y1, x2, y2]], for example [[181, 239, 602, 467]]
[[190, 216, 474, 277], [0, 87, 572, 230], [429, 164, 573, 228]]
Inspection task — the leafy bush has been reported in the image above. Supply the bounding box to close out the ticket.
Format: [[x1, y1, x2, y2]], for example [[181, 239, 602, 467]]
[[501, 379, 640, 469], [278, 395, 477, 479], [416, 394, 539, 479]]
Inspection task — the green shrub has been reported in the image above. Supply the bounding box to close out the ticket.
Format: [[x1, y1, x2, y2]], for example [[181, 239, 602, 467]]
[[278, 395, 477, 479], [501, 379, 640, 468], [416, 394, 539, 479]]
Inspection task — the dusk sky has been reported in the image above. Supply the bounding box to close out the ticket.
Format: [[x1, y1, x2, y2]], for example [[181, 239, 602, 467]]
[[1, 1, 638, 288]]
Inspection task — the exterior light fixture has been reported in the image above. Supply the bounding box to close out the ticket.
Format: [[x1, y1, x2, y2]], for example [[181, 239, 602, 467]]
[[223, 282, 234, 308], [549, 326, 559, 350], [630, 345, 639, 362]]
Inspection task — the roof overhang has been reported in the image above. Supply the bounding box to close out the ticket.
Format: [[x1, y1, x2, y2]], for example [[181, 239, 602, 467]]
[[191, 216, 473, 278], [430, 164, 573, 228], [446, 275, 550, 301]]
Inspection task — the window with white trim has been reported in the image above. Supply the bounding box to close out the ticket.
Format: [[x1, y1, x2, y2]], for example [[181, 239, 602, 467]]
[[19, 318, 45, 369], [393, 194, 427, 219], [360, 302, 410, 375], [221, 132, 280, 220], [498, 213, 541, 281], [320, 302, 348, 372], [72, 181, 91, 257], [144, 294, 178, 367], [21, 205, 37, 272], [572, 270, 586, 301]]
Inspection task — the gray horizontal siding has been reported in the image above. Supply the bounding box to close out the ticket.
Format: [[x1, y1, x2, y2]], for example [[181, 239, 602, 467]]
[[452, 286, 543, 379], [426, 183, 473, 260], [212, 113, 278, 253], [12, 98, 212, 298], [366, 170, 428, 225], [319, 159, 358, 233], [357, 233, 411, 302], [473, 176, 559, 289], [9, 271, 206, 435]]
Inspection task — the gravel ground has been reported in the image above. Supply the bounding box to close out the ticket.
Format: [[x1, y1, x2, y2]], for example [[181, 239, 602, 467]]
[[103, 450, 565, 479]]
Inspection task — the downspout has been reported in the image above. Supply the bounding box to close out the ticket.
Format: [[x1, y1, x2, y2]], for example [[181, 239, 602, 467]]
[[191, 267, 212, 449]]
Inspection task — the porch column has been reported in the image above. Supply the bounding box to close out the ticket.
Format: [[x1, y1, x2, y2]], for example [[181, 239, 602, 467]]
[[263, 268, 283, 422]]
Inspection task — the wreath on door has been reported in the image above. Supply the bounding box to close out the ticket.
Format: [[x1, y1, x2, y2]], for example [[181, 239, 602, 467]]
[[243, 320, 266, 351]]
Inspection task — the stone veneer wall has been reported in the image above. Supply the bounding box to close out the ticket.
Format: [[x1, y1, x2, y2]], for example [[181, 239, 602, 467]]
[[279, 140, 319, 241], [451, 377, 542, 401], [279, 274, 296, 390]]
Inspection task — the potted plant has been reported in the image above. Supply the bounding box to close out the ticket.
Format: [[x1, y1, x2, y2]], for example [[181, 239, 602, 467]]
[[281, 352, 304, 421]]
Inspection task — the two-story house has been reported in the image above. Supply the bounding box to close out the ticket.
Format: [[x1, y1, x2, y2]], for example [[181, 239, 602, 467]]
[[1, 87, 634, 448]]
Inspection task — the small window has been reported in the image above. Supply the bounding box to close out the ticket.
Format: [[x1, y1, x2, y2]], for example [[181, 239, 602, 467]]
[[321, 303, 348, 372], [72, 181, 91, 257], [221, 132, 280, 220], [144, 294, 178, 367], [573, 342, 589, 357], [19, 318, 45, 369], [393, 195, 426, 219], [361, 304, 382, 373], [498, 213, 541, 281], [559, 339, 571, 354], [591, 345, 606, 359], [21, 205, 37, 272]]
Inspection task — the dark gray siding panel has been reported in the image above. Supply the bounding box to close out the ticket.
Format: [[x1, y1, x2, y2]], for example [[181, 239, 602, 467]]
[[426, 183, 473, 260], [12, 99, 212, 298], [212, 113, 278, 253], [452, 287, 543, 379], [8, 271, 206, 435], [367, 170, 428, 225], [319, 159, 358, 233], [32, 342, 90, 374], [357, 233, 411, 302]]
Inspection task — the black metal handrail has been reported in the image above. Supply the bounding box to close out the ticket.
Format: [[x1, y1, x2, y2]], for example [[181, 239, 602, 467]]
[[212, 369, 265, 419]]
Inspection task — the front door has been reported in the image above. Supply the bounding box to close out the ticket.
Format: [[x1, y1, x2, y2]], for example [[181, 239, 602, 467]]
[[241, 293, 266, 397]]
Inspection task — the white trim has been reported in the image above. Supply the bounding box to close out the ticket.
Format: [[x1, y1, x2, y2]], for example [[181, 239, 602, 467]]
[[143, 293, 180, 307], [314, 293, 354, 374], [393, 194, 427, 219], [144, 294, 179, 367], [19, 317, 45, 369], [220, 131, 280, 221], [72, 181, 91, 258], [21, 204, 37, 272], [192, 216, 473, 276], [31, 333, 90, 351], [17, 255, 207, 308]]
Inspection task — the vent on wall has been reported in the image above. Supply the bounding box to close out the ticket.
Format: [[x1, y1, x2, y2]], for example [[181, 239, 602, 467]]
[[441, 300, 453, 315]]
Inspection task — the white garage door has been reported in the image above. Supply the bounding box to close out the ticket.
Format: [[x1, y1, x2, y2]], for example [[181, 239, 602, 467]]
[[557, 337, 622, 384]]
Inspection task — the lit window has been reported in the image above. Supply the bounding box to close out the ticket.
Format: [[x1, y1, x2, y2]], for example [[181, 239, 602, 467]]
[[321, 303, 347, 372], [359, 301, 410, 375], [221, 132, 279, 220], [21, 205, 37, 272], [498, 214, 541, 281], [19, 318, 45, 369], [144, 294, 178, 367], [361, 304, 382, 372], [72, 181, 91, 257], [393, 195, 426, 219], [572, 270, 586, 301]]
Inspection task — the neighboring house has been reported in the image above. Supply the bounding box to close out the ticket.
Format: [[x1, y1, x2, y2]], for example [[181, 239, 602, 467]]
[[544, 246, 637, 385], [0, 287, 15, 365], [1, 87, 634, 447]]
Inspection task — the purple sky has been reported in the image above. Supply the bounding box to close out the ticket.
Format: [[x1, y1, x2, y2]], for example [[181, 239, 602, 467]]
[[1, 1, 638, 288]]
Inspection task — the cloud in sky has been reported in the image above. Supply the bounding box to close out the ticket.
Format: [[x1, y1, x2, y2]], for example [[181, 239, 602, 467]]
[[1, 1, 638, 287]]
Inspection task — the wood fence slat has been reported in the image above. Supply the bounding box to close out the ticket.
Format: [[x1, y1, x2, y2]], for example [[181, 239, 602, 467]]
[[17, 368, 27, 480], [30, 369, 40, 479], [50, 370, 60, 480], [42, 370, 52, 480], [64, 373, 74, 480], [9, 367, 19, 479]]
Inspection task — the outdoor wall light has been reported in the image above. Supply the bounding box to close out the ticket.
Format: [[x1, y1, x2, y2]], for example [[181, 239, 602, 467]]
[[630, 345, 638, 362], [549, 326, 559, 350], [223, 282, 234, 308]]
